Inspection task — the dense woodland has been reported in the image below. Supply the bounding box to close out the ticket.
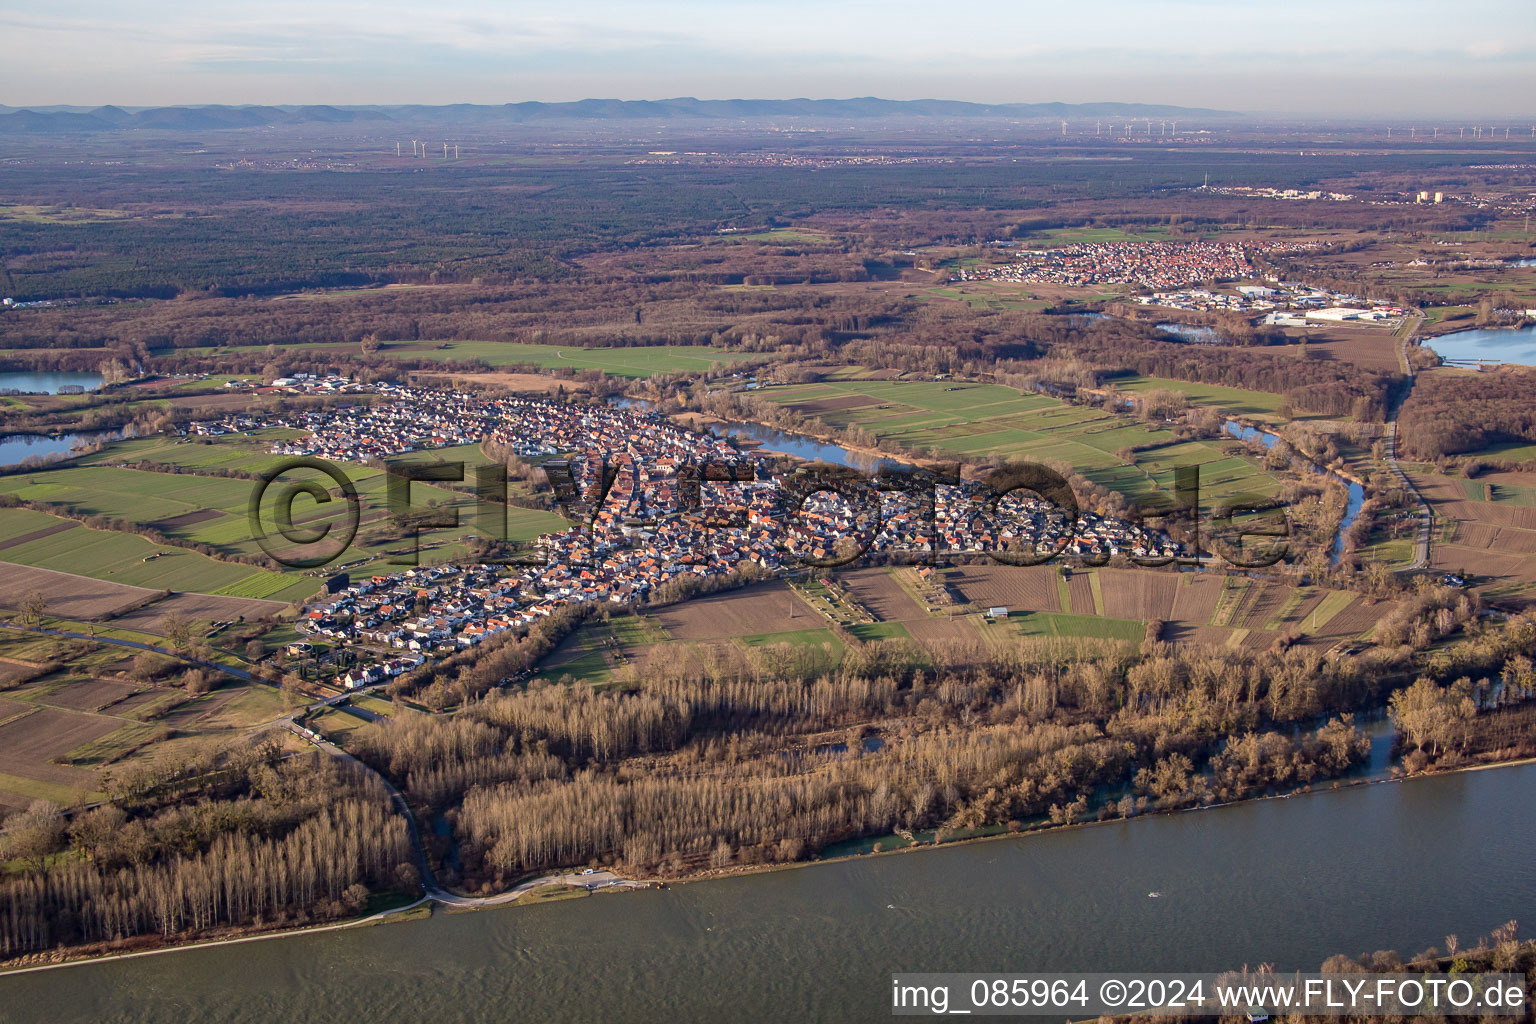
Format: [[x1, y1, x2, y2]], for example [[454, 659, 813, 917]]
[[1397, 365, 1536, 459], [1, 142, 1501, 302], [0, 742, 416, 957]]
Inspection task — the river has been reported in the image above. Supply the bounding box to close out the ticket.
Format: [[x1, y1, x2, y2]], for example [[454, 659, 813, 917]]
[[1425, 324, 1536, 367], [3, 760, 1532, 1024]]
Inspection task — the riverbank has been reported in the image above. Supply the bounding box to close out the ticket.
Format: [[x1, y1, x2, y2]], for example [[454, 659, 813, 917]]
[[0, 898, 433, 977], [8, 739, 1534, 977], [640, 744, 1536, 897], [7, 755, 1532, 1023]]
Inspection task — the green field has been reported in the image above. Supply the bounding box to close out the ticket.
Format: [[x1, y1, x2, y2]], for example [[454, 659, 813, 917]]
[[76, 429, 306, 477], [751, 379, 1283, 503], [1110, 376, 1292, 418], [1017, 225, 1177, 246], [1, 439, 569, 580], [1006, 611, 1145, 641], [0, 507, 315, 601], [171, 339, 761, 378], [740, 627, 844, 651], [847, 621, 912, 642]]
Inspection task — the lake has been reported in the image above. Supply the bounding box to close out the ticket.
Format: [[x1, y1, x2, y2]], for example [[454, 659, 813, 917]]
[[3, 760, 1533, 1024], [0, 371, 105, 394], [0, 432, 118, 469], [1426, 324, 1536, 367], [608, 396, 907, 471]]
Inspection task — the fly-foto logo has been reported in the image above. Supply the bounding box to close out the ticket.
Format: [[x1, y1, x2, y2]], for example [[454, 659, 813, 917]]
[[247, 456, 1292, 571]]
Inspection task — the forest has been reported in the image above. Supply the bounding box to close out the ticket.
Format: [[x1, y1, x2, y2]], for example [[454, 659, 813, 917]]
[[1397, 366, 1536, 459], [0, 741, 416, 957]]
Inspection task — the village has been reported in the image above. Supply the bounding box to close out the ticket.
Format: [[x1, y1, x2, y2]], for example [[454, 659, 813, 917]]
[[957, 240, 1257, 289], [223, 385, 1185, 688]]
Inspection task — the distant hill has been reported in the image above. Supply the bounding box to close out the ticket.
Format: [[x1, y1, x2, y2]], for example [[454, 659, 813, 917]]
[[0, 98, 1238, 133]]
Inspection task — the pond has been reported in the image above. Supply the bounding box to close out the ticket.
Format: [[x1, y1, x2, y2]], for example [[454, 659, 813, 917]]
[[1156, 322, 1226, 344], [608, 396, 908, 471]]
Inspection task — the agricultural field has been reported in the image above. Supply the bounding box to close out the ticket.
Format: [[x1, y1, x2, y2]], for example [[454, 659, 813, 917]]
[[0, 708, 118, 805], [172, 339, 761, 377], [751, 378, 1284, 505], [0, 438, 570, 596], [841, 563, 1392, 652], [1108, 376, 1292, 418], [1409, 468, 1536, 606], [0, 560, 159, 620], [534, 592, 848, 683], [0, 623, 294, 809], [0, 507, 315, 605], [74, 428, 307, 478], [650, 582, 820, 640], [108, 591, 289, 632]]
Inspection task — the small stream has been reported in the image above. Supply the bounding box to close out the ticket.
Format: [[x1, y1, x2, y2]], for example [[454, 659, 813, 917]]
[[1224, 420, 1364, 562]]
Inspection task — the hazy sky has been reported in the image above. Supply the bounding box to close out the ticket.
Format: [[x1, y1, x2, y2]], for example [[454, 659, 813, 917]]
[[5, 0, 1534, 117]]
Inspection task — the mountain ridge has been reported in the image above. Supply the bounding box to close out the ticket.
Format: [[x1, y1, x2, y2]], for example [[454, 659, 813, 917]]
[[0, 97, 1239, 133]]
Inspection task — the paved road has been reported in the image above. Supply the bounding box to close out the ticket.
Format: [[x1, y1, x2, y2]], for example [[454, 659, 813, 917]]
[[1387, 315, 1434, 571]]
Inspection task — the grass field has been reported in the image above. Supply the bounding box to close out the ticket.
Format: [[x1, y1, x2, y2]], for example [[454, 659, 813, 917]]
[[751, 379, 1284, 504], [725, 228, 834, 245], [0, 203, 132, 224], [740, 627, 843, 651], [1110, 376, 1293, 418], [0, 507, 315, 603], [1016, 225, 1178, 247], [1, 438, 569, 591], [170, 339, 760, 378]]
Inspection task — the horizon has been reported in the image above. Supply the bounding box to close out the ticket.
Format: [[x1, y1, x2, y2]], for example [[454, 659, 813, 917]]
[[6, 0, 1535, 119], [3, 96, 1531, 125]]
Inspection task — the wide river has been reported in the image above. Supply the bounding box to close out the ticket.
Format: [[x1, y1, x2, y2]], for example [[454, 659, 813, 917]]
[[4, 761, 1534, 1024]]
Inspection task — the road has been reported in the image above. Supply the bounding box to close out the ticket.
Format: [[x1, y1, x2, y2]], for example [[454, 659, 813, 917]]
[[1386, 314, 1434, 571]]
